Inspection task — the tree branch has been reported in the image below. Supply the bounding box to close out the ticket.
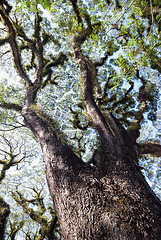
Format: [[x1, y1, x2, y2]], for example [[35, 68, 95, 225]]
[[0, 144, 25, 183], [8, 221, 24, 240], [72, 28, 123, 156], [0, 36, 9, 46], [0, 5, 32, 87], [138, 142, 161, 157], [0, 102, 22, 112], [69, 0, 83, 25], [0, 122, 25, 131], [12, 191, 47, 225], [34, 11, 44, 86], [95, 53, 108, 67]]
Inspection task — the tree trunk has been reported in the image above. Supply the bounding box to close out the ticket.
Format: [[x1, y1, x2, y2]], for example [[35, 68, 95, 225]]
[[22, 105, 161, 240]]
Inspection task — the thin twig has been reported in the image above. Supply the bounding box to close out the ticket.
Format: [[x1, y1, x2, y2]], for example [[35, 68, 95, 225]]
[[0, 50, 11, 58], [137, 0, 154, 53], [115, 0, 137, 25], [106, 0, 137, 34]]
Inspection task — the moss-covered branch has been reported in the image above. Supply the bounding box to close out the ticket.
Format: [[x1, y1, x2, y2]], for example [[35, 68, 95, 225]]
[[0, 137, 25, 183], [0, 4, 32, 88], [7, 221, 24, 240], [12, 189, 59, 239]]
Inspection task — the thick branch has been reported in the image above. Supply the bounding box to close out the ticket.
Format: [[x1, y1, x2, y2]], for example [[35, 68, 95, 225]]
[[0, 6, 32, 87], [72, 34, 123, 156], [139, 142, 161, 157], [44, 53, 67, 69], [34, 11, 44, 85], [71, 21, 100, 48], [0, 102, 22, 112], [0, 36, 9, 46], [69, 0, 83, 25], [21, 106, 84, 169], [48, 215, 58, 240]]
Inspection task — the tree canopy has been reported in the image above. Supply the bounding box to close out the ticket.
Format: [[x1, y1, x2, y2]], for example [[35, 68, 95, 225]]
[[0, 0, 161, 239]]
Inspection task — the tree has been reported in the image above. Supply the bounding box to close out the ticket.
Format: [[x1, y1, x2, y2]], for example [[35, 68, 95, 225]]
[[0, 0, 161, 239]]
